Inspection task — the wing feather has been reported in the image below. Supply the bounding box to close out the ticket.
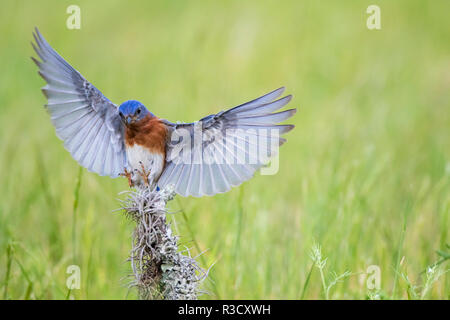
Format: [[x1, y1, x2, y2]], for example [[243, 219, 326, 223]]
[[32, 28, 126, 177], [159, 88, 296, 197]]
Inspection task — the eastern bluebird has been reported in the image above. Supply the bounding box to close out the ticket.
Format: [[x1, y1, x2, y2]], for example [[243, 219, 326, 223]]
[[32, 28, 296, 197]]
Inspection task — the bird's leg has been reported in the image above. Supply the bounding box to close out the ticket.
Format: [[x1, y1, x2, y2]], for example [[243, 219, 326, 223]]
[[120, 168, 133, 187], [139, 161, 150, 186]]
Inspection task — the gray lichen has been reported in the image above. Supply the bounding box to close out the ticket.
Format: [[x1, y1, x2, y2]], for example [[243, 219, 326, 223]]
[[120, 185, 206, 300]]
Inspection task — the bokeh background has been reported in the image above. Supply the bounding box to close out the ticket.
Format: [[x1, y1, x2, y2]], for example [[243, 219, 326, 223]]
[[0, 0, 448, 299]]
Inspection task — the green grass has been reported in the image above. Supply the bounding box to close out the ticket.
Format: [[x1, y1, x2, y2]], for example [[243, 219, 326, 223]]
[[0, 0, 449, 299]]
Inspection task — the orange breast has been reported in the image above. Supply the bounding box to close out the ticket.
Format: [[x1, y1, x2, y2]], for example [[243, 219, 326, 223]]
[[125, 115, 168, 156]]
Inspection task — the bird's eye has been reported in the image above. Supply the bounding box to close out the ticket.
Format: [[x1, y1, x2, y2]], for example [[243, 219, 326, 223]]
[[136, 108, 141, 115], [119, 111, 124, 118]]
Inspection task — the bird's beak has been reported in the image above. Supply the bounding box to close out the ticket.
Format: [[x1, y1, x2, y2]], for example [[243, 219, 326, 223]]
[[126, 116, 132, 125]]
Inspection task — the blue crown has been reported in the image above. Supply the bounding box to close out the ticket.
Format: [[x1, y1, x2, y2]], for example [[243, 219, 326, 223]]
[[119, 100, 143, 115]]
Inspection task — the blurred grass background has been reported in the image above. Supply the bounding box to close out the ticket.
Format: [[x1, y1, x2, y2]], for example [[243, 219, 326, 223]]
[[0, 0, 449, 299]]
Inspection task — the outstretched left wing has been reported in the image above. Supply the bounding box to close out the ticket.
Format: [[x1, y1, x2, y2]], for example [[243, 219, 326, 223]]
[[32, 28, 126, 177], [158, 88, 296, 197]]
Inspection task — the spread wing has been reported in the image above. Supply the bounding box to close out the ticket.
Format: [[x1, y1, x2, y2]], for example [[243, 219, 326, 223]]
[[32, 28, 126, 177], [158, 87, 296, 197]]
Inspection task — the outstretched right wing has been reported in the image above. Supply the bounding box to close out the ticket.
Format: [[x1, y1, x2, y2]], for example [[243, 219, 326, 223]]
[[32, 28, 127, 177]]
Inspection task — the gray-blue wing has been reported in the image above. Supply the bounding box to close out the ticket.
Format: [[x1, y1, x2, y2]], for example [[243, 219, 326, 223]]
[[32, 28, 126, 177], [158, 87, 296, 197]]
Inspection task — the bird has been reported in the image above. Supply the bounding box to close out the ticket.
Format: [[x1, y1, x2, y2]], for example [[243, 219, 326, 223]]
[[31, 28, 296, 197]]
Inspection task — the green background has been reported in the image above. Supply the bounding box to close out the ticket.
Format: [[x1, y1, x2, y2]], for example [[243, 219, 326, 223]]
[[0, 0, 448, 299]]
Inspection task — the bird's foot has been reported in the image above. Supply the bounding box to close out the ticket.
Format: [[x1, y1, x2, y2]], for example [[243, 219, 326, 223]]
[[120, 168, 133, 188], [139, 161, 150, 186]]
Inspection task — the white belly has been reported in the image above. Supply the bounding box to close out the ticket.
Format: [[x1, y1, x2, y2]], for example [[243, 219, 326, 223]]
[[126, 144, 164, 186]]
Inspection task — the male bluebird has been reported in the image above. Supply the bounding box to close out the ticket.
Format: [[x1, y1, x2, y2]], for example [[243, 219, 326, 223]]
[[32, 28, 296, 197]]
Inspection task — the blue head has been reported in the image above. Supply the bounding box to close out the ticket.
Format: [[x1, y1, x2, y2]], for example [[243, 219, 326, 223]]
[[118, 100, 153, 125]]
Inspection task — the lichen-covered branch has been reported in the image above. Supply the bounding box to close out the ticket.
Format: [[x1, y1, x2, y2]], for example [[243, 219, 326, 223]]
[[120, 185, 206, 300]]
